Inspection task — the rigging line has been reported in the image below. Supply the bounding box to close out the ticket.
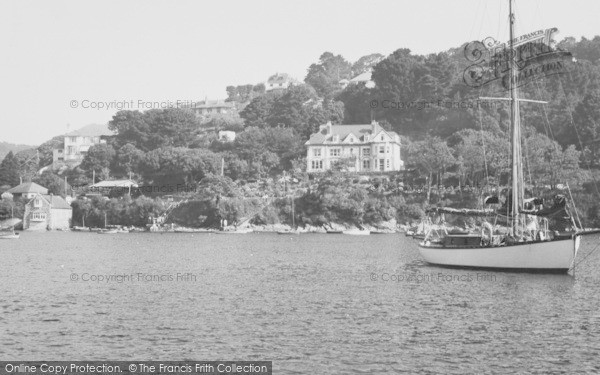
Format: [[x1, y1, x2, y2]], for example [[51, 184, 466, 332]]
[[522, 132, 533, 188], [564, 69, 600, 199], [496, 0, 503, 42], [478, 106, 490, 186], [530, 75, 566, 177], [572, 239, 600, 269], [469, 0, 483, 41], [476, 73, 490, 188], [478, 1, 489, 42], [566, 182, 583, 230]]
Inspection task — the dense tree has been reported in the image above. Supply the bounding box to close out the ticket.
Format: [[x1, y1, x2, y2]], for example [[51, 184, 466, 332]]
[[351, 53, 384, 76], [0, 152, 20, 187], [225, 83, 265, 104], [573, 89, 600, 165], [114, 143, 145, 176], [305, 52, 352, 98], [269, 85, 318, 137], [80, 143, 116, 179], [408, 138, 455, 203], [239, 91, 283, 128], [233, 127, 304, 176], [33, 170, 70, 196], [336, 83, 374, 124], [0, 198, 25, 221], [524, 133, 584, 188], [200, 113, 244, 132], [107, 110, 150, 150], [139, 147, 220, 187], [108, 108, 200, 151]]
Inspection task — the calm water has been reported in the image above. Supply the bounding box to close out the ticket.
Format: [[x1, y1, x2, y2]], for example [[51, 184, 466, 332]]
[[1, 231, 600, 374]]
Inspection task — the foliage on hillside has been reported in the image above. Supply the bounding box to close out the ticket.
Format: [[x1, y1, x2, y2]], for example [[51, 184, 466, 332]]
[[3, 36, 600, 227]]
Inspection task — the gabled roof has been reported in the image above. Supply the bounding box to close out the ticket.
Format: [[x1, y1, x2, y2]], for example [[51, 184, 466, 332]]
[[306, 124, 374, 145], [41, 194, 72, 209], [7, 182, 48, 194], [305, 122, 400, 145], [350, 71, 373, 83], [372, 129, 398, 141], [66, 123, 113, 137], [342, 133, 358, 143]]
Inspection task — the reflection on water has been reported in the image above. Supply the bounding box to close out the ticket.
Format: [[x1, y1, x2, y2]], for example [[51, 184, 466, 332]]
[[1, 232, 599, 373]]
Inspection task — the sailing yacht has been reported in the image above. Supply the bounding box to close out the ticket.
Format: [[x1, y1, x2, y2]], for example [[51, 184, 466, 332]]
[[417, 0, 580, 272]]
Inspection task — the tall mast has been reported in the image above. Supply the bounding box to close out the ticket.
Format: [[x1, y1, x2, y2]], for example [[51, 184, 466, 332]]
[[509, 0, 523, 235]]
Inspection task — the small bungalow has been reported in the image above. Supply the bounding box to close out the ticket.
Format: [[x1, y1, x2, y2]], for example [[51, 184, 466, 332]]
[[23, 193, 72, 231]]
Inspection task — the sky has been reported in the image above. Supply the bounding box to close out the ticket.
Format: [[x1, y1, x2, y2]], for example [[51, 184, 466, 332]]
[[1, 0, 599, 146]]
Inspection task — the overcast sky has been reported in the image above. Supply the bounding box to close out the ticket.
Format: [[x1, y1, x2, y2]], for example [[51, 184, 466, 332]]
[[1, 0, 599, 145]]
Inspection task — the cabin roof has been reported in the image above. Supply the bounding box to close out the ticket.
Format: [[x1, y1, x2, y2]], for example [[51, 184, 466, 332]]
[[7, 182, 48, 194]]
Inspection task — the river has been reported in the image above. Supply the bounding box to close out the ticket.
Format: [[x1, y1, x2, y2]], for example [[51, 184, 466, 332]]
[[1, 232, 599, 373]]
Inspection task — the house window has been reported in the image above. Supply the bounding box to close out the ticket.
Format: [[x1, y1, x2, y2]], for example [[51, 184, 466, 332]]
[[350, 148, 354, 154], [313, 148, 322, 157], [69, 136, 77, 143], [34, 198, 42, 207], [381, 135, 384, 141], [387, 146, 391, 153], [31, 212, 46, 221], [379, 146, 385, 154], [330, 148, 341, 157], [379, 159, 385, 171], [311, 160, 323, 170], [363, 148, 370, 156], [349, 137, 354, 143], [363, 160, 370, 170], [386, 159, 390, 169], [67, 146, 75, 154]]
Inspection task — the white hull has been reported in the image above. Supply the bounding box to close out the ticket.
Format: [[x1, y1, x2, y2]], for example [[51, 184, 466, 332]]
[[418, 236, 580, 271]]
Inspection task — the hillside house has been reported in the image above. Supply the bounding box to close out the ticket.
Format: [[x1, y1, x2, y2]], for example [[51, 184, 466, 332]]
[[305, 121, 404, 173]]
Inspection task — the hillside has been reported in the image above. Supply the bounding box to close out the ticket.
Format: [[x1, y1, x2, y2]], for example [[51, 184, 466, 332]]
[[0, 141, 35, 159]]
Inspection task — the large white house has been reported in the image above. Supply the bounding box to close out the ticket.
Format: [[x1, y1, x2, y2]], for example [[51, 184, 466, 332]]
[[52, 123, 112, 169], [305, 121, 404, 173]]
